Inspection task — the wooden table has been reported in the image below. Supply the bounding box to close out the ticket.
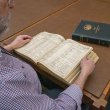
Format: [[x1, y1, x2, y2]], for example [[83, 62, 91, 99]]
[[1, 0, 77, 42], [1, 0, 110, 109]]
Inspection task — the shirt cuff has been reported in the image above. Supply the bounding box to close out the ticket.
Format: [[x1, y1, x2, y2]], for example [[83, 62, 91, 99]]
[[61, 84, 83, 105]]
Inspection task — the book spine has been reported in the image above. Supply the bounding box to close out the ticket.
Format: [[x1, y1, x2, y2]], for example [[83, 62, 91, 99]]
[[72, 34, 110, 47], [99, 40, 110, 47]]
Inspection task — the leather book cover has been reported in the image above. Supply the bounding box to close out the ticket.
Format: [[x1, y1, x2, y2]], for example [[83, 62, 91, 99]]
[[72, 20, 110, 47]]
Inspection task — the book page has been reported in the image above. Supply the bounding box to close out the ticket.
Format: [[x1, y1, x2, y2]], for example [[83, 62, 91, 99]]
[[39, 39, 93, 78], [15, 32, 65, 63]]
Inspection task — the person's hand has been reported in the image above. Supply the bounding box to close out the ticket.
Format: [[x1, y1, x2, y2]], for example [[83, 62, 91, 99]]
[[4, 35, 32, 51], [74, 58, 95, 90], [10, 35, 32, 49], [80, 57, 95, 77]]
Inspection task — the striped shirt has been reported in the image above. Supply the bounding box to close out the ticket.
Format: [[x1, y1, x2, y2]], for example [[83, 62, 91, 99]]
[[0, 47, 83, 110]]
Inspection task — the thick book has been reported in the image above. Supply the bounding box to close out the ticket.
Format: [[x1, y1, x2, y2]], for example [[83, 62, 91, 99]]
[[72, 20, 110, 47], [14, 32, 99, 85]]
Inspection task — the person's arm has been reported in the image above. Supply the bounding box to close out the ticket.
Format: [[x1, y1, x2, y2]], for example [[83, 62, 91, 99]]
[[0, 50, 95, 110], [4, 35, 32, 52], [48, 58, 95, 110]]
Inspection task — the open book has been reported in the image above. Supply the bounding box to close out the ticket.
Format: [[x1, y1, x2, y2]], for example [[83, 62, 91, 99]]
[[15, 32, 99, 84]]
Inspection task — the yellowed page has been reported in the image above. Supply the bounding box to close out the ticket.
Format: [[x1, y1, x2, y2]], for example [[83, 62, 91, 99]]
[[39, 39, 93, 78], [15, 32, 65, 63]]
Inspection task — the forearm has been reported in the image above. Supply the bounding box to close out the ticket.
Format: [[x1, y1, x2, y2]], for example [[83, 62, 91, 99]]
[[3, 44, 14, 52], [74, 72, 88, 90]]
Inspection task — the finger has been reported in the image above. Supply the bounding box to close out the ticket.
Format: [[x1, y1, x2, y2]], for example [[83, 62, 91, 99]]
[[23, 38, 31, 43], [24, 35, 32, 38], [20, 35, 32, 39]]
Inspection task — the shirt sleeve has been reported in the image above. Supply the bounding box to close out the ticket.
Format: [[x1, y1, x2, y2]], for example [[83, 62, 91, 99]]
[[49, 84, 83, 110]]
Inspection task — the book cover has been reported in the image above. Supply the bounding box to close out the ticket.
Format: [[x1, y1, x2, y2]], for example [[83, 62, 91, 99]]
[[72, 20, 110, 47]]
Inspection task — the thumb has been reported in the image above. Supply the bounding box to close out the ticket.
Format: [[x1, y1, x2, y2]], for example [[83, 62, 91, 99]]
[[81, 57, 87, 62]]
